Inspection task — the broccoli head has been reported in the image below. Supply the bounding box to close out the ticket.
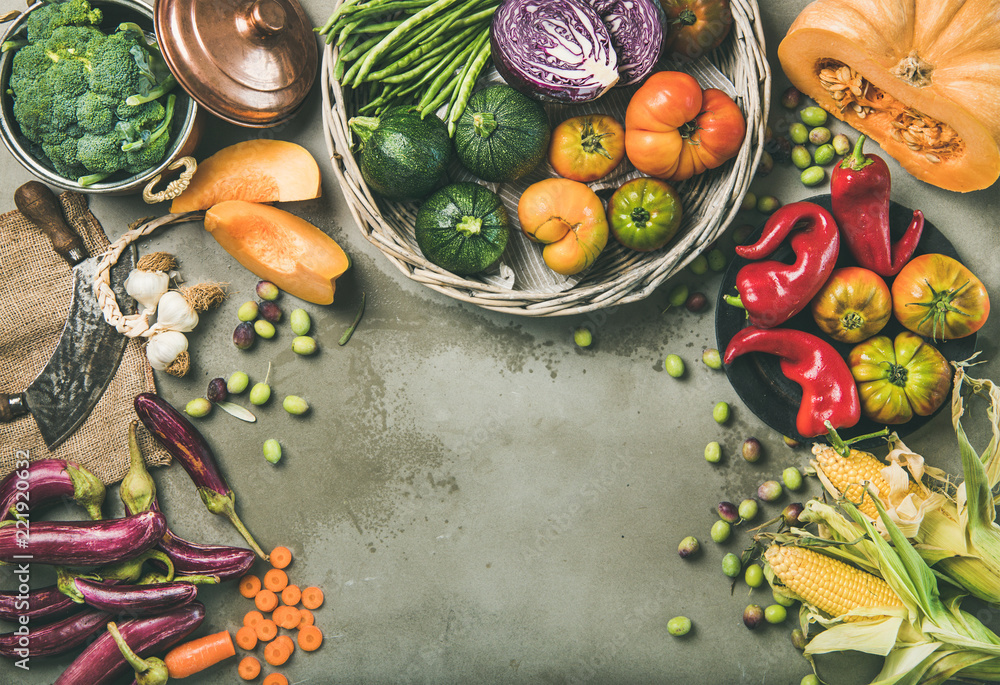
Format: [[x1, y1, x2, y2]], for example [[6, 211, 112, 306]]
[[41, 137, 81, 177], [77, 131, 127, 174], [77, 91, 119, 134], [25, 0, 102, 43]]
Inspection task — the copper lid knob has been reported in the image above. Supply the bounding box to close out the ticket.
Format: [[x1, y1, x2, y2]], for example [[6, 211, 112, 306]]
[[155, 0, 318, 128]]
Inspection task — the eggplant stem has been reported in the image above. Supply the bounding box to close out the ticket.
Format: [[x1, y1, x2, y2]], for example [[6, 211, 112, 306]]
[[107, 621, 170, 685], [199, 488, 270, 561]]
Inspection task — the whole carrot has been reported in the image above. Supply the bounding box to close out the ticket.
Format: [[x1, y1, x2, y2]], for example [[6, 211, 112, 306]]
[[164, 629, 236, 678]]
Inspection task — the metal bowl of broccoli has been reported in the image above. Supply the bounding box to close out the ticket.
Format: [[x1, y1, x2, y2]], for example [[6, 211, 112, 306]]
[[0, 0, 199, 195]]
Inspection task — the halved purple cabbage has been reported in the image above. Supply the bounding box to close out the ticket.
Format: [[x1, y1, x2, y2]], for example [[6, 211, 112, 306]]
[[586, 0, 666, 86], [490, 0, 620, 103]]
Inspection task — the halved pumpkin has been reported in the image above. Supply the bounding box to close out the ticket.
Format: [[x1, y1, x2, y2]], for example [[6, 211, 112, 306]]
[[170, 140, 322, 212], [204, 201, 349, 305], [778, 0, 1000, 192]]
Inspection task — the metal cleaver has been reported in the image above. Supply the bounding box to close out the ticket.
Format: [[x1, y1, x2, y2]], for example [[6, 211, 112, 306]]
[[0, 181, 136, 449]]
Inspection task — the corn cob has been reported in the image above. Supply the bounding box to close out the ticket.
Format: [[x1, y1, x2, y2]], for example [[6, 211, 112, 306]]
[[765, 544, 903, 621], [812, 444, 923, 518]]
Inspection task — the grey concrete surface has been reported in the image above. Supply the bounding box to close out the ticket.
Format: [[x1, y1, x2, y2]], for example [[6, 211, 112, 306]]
[[3, 1, 1000, 683]]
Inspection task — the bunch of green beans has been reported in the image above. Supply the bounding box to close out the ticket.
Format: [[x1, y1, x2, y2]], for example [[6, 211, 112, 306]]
[[319, 0, 499, 134]]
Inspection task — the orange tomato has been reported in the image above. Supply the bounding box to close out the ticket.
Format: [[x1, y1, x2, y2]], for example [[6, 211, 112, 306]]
[[624, 71, 746, 182], [548, 115, 625, 182], [518, 178, 609, 276]]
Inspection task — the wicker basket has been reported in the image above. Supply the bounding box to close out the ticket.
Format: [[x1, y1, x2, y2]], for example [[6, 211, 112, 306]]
[[321, 1, 771, 316]]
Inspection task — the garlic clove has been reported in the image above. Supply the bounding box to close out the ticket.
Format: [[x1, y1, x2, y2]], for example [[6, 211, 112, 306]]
[[154, 291, 200, 333], [125, 269, 170, 312], [146, 330, 188, 370]]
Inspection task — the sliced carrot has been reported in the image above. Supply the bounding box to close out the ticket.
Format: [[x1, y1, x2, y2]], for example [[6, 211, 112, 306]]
[[274, 634, 295, 655], [298, 608, 314, 626], [272, 604, 301, 630], [239, 574, 261, 599], [301, 586, 324, 610], [238, 655, 261, 680], [254, 618, 278, 643], [263, 674, 288, 685], [297, 624, 323, 652], [254, 589, 279, 613], [263, 638, 291, 666], [269, 546, 292, 569], [280, 584, 301, 607], [165, 630, 236, 679], [243, 610, 265, 629], [263, 568, 288, 593], [235, 625, 258, 651]]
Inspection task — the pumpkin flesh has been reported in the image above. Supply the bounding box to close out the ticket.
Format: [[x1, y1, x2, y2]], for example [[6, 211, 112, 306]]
[[778, 0, 1000, 192]]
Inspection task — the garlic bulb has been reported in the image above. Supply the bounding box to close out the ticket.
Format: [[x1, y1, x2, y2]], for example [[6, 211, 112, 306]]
[[145, 330, 188, 370], [125, 269, 170, 312], [155, 291, 199, 333]]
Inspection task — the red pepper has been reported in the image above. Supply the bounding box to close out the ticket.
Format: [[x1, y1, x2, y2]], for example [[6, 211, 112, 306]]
[[728, 201, 840, 328], [831, 135, 923, 277], [723, 326, 860, 438]]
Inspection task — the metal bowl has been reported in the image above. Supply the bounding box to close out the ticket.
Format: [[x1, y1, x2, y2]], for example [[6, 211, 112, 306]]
[[0, 0, 199, 195]]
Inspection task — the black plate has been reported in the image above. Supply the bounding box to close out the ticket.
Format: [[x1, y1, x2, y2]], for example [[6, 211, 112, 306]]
[[715, 194, 978, 447]]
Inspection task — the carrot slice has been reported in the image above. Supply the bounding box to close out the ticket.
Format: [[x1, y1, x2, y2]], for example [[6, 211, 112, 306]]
[[280, 584, 301, 607], [272, 605, 301, 630], [243, 610, 265, 629], [263, 568, 288, 593], [255, 619, 278, 642], [298, 608, 314, 626], [274, 634, 295, 655], [165, 630, 236, 679], [263, 674, 288, 685], [255, 589, 279, 613], [239, 574, 261, 598], [264, 638, 291, 666], [235, 625, 258, 651], [269, 546, 293, 569], [301, 586, 324, 610], [238, 656, 261, 680], [297, 625, 323, 652]]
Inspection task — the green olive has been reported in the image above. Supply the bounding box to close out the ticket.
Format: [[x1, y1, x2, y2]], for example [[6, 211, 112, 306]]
[[800, 166, 826, 187], [249, 382, 271, 406], [791, 145, 812, 169], [667, 616, 692, 636], [782, 467, 804, 491], [713, 401, 731, 424], [764, 604, 788, 624], [808, 126, 831, 145], [801, 675, 821, 685], [184, 398, 211, 418], [237, 301, 259, 322], [289, 308, 311, 336], [711, 520, 731, 543], [283, 395, 310, 415], [813, 143, 836, 166], [744, 563, 764, 588], [706, 249, 727, 272], [664, 354, 685, 378], [574, 327, 593, 348], [256, 280, 280, 301], [721, 551, 741, 577], [667, 284, 689, 307], [832, 133, 851, 156], [292, 336, 318, 356], [740, 192, 757, 212], [773, 589, 797, 607], [756, 196, 781, 215], [227, 371, 249, 395], [689, 254, 709, 275], [704, 441, 722, 464], [702, 349, 723, 370], [263, 439, 282, 464], [254, 320, 276, 339], [799, 106, 828, 127], [738, 499, 759, 521], [788, 122, 808, 145]]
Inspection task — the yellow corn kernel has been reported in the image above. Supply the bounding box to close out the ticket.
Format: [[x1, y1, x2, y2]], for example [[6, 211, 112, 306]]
[[812, 444, 921, 518], [764, 544, 903, 621]]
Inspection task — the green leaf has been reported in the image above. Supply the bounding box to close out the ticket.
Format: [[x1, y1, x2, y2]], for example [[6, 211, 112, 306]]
[[214, 401, 256, 423]]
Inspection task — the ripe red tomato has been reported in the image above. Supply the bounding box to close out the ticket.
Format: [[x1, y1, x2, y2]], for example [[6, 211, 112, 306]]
[[548, 115, 625, 183], [891, 254, 990, 340]]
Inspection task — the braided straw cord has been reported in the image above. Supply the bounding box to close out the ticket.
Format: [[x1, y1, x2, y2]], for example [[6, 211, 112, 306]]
[[92, 211, 205, 337], [321, 0, 770, 316]]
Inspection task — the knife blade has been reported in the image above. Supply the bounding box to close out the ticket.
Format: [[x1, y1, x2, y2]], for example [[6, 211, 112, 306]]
[[0, 181, 136, 449]]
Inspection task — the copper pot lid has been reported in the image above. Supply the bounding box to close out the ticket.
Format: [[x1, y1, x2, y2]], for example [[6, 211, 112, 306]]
[[155, 0, 317, 128]]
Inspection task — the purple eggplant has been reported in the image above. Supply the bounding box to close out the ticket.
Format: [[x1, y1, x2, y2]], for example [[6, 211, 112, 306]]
[[0, 510, 166, 566], [0, 458, 105, 522], [134, 392, 269, 560], [54, 602, 205, 685], [0, 607, 109, 659], [58, 573, 200, 616], [0, 584, 76, 623]]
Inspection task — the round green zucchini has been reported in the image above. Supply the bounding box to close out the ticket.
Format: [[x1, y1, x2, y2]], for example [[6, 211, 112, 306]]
[[415, 182, 510, 275], [454, 85, 550, 183]]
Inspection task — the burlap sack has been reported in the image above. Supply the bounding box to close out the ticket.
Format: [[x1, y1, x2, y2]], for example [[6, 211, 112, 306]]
[[0, 192, 170, 485]]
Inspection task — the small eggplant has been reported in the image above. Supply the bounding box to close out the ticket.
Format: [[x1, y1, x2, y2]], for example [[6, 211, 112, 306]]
[[0, 458, 105, 522], [0, 510, 166, 566], [134, 393, 269, 560], [58, 571, 198, 616], [0, 607, 109, 658], [119, 421, 156, 517], [0, 584, 76, 623], [54, 602, 205, 685]]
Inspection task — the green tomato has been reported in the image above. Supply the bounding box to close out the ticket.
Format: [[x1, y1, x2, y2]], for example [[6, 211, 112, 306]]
[[608, 178, 682, 252], [849, 332, 952, 424]]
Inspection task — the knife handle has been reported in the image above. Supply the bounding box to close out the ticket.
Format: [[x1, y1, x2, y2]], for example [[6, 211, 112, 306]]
[[0, 393, 28, 423], [15, 181, 88, 266]]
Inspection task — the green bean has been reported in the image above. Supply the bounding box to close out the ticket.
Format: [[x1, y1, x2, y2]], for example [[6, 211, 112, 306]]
[[418, 77, 460, 117], [375, 10, 459, 69], [319, 0, 365, 36], [446, 31, 490, 133], [381, 25, 479, 84], [354, 0, 466, 84], [450, 5, 499, 28], [416, 34, 478, 111], [341, 32, 385, 63]]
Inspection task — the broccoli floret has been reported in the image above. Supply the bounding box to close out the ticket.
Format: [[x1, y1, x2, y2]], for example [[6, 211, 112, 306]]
[[77, 91, 118, 134], [87, 31, 142, 99], [26, 0, 102, 43], [41, 137, 81, 177], [77, 130, 127, 173], [124, 94, 175, 173], [115, 98, 164, 128]]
